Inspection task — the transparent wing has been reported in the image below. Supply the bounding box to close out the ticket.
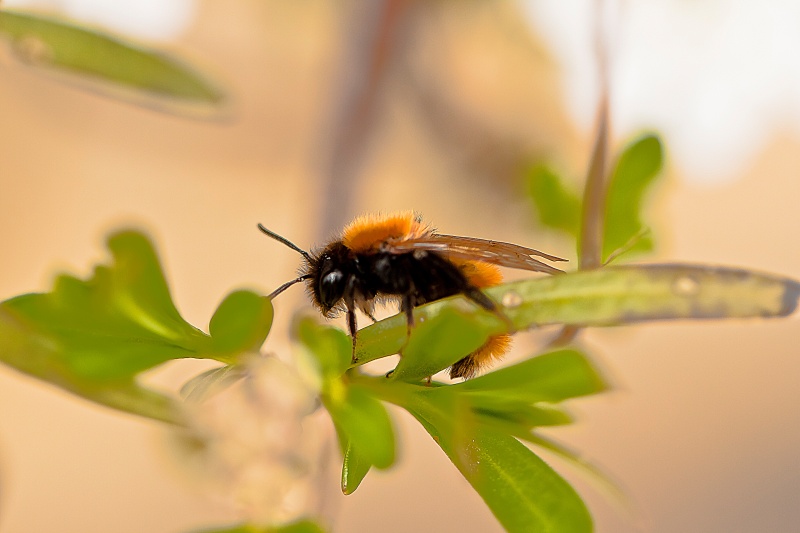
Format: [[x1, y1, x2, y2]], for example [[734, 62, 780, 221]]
[[384, 234, 567, 274]]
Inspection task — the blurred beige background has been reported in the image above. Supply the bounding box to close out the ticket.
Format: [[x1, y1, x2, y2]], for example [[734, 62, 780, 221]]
[[0, 1, 799, 532]]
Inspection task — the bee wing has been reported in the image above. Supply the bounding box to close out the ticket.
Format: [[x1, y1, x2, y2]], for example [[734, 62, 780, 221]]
[[384, 234, 567, 274]]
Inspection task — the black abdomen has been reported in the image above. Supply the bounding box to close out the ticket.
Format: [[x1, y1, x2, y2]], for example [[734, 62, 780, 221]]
[[358, 251, 469, 305]]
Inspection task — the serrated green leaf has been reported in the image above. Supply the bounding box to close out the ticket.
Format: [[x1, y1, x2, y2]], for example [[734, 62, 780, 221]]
[[391, 306, 490, 382], [209, 291, 273, 356], [295, 317, 351, 381], [527, 164, 581, 237], [0, 10, 223, 107], [341, 437, 373, 495], [354, 264, 800, 366], [603, 134, 663, 262], [325, 385, 395, 470]]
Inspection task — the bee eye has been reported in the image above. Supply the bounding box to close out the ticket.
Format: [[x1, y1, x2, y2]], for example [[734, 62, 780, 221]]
[[318, 269, 346, 310]]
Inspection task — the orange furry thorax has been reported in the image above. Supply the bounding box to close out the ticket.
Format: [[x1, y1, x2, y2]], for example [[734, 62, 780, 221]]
[[342, 211, 431, 253]]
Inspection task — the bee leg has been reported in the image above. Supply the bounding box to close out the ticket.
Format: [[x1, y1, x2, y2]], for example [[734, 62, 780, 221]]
[[365, 310, 379, 323], [464, 287, 514, 332], [344, 298, 359, 364], [395, 293, 416, 360], [402, 292, 415, 337]]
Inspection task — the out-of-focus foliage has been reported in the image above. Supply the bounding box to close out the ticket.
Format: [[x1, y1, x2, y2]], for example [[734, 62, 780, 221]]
[[602, 134, 663, 262], [527, 134, 664, 263], [0, 9, 223, 107], [0, 231, 271, 423], [190, 520, 327, 533]]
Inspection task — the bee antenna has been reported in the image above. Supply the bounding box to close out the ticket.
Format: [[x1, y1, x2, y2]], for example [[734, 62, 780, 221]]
[[257, 223, 311, 261], [268, 274, 313, 300]]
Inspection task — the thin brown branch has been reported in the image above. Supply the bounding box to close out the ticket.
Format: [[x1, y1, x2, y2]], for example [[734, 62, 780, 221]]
[[578, 94, 610, 270], [318, 0, 414, 237], [551, 0, 612, 346]]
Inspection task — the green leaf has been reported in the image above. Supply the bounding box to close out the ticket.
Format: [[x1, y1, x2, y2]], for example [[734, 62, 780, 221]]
[[452, 431, 592, 532], [0, 304, 182, 423], [455, 349, 606, 404], [351, 347, 602, 531], [391, 306, 491, 382], [295, 317, 395, 483], [0, 230, 272, 423], [341, 437, 373, 495], [209, 291, 273, 357], [295, 317, 351, 381], [527, 164, 581, 237], [474, 404, 574, 433], [402, 387, 592, 532], [0, 10, 223, 108], [602, 134, 664, 262], [420, 350, 603, 438], [325, 385, 395, 470], [354, 264, 800, 365]]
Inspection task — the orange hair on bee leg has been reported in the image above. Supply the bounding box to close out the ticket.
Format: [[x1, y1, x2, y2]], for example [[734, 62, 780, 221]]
[[450, 333, 512, 379]]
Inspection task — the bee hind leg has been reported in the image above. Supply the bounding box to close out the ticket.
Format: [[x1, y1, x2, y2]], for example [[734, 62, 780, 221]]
[[464, 287, 514, 333], [401, 292, 415, 337]]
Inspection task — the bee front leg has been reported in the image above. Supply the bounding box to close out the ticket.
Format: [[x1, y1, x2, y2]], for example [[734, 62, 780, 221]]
[[344, 297, 359, 364]]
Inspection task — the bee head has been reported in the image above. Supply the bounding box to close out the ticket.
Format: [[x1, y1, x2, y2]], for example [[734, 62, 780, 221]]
[[308, 241, 351, 315]]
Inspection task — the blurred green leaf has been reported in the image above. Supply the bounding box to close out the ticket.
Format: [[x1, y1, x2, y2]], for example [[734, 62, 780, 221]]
[[294, 317, 395, 488], [180, 364, 248, 403], [354, 264, 800, 365], [0, 230, 271, 422], [527, 164, 581, 237], [295, 317, 351, 381], [0, 10, 223, 106], [523, 432, 630, 513], [190, 520, 326, 533], [391, 306, 490, 382], [326, 385, 395, 470], [341, 437, 373, 495], [603, 134, 664, 262], [270, 522, 326, 533], [209, 291, 273, 356]]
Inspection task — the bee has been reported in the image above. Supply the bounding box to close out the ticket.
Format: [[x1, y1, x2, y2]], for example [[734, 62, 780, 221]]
[[259, 212, 565, 379]]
